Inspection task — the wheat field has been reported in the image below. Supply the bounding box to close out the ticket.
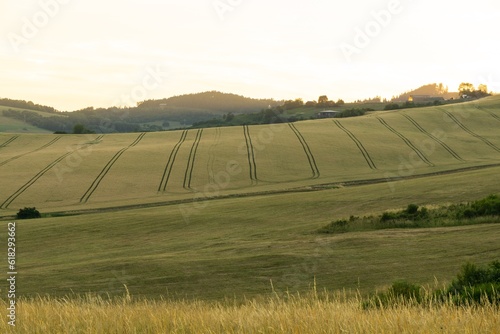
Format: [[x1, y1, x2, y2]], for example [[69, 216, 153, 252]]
[[1, 97, 500, 214], [1, 292, 499, 333]]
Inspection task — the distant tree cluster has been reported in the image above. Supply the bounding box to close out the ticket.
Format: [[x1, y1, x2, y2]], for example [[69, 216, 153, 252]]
[[0, 98, 57, 113], [17, 207, 41, 219], [314, 95, 345, 108], [138, 91, 280, 114], [458, 83, 490, 98]]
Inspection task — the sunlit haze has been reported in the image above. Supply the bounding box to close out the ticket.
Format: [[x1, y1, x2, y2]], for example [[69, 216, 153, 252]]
[[1, 0, 499, 111]]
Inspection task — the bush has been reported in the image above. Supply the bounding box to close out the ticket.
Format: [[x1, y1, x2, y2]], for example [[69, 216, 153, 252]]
[[366, 281, 422, 308], [17, 207, 41, 219], [317, 219, 349, 234], [444, 261, 500, 305]]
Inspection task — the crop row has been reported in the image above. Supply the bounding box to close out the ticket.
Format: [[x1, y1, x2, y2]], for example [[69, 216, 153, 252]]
[[442, 110, 500, 154], [376, 117, 434, 166], [1, 135, 105, 209], [333, 120, 377, 170], [80, 133, 146, 203], [158, 130, 188, 192], [243, 125, 258, 185], [288, 123, 320, 179]]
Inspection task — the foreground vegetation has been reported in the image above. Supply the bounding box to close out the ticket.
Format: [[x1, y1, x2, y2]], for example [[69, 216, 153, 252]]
[[1, 288, 498, 333], [319, 194, 500, 233]]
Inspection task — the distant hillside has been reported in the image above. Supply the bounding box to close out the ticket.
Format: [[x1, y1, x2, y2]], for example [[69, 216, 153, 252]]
[[138, 91, 280, 114], [392, 83, 459, 102], [1, 91, 282, 133]]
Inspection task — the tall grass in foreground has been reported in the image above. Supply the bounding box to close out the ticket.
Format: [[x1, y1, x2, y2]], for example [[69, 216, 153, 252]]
[[1, 290, 499, 333]]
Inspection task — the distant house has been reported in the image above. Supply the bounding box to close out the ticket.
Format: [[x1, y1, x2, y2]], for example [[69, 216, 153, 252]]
[[317, 110, 341, 118]]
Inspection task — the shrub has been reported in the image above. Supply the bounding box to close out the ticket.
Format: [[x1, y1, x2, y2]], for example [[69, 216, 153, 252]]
[[17, 207, 41, 219], [444, 261, 500, 305], [366, 281, 422, 308], [406, 204, 419, 215], [317, 219, 349, 234]]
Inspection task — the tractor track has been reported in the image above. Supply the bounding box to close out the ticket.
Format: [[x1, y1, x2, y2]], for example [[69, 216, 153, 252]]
[[0, 135, 20, 148], [401, 113, 464, 162], [80, 133, 146, 203], [243, 125, 258, 184], [158, 130, 188, 192], [10, 162, 500, 220], [474, 105, 500, 123], [288, 123, 320, 179], [0, 135, 104, 209], [183, 129, 204, 190], [442, 110, 500, 153], [0, 136, 63, 167], [333, 120, 377, 170], [376, 117, 434, 166]]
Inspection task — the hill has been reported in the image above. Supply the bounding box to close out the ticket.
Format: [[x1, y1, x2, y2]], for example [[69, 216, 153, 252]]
[[138, 91, 280, 114], [392, 83, 459, 102], [0, 91, 281, 133], [0, 96, 500, 300]]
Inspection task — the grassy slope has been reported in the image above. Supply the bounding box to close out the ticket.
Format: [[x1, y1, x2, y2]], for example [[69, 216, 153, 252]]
[[0, 96, 499, 300], [1, 96, 499, 214], [4, 166, 500, 300], [0, 115, 51, 133]]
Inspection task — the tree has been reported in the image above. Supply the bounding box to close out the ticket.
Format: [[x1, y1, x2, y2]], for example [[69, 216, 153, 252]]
[[17, 207, 41, 219], [73, 124, 85, 134], [73, 123, 95, 134], [318, 95, 329, 105], [478, 84, 488, 94], [458, 82, 474, 96]]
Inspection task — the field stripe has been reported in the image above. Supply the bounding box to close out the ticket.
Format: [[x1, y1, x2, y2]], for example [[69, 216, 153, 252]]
[[474, 105, 500, 123], [207, 127, 221, 184], [442, 110, 500, 153], [0, 135, 20, 148], [243, 125, 258, 184], [0, 135, 104, 209], [376, 117, 434, 166], [80, 133, 146, 203], [401, 113, 464, 162], [333, 120, 377, 170], [183, 129, 204, 190], [158, 130, 188, 192], [288, 123, 320, 179], [0, 136, 62, 167]]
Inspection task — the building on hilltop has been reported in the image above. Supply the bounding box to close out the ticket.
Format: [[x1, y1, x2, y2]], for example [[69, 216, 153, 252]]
[[408, 95, 445, 103], [317, 110, 341, 118]]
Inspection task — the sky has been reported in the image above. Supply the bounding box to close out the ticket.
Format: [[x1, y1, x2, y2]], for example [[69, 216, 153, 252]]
[[1, 0, 499, 111]]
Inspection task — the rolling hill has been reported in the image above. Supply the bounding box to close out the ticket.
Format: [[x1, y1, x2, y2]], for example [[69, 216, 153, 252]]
[[0, 96, 499, 300]]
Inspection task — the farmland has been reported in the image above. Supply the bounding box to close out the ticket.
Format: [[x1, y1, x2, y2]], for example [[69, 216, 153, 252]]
[[1, 96, 499, 215], [0, 97, 500, 303]]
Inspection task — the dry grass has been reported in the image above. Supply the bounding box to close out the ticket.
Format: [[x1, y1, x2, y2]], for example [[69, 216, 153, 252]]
[[1, 290, 499, 333]]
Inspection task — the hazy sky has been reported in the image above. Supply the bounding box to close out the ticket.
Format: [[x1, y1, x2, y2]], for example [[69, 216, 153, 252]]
[[1, 0, 499, 111]]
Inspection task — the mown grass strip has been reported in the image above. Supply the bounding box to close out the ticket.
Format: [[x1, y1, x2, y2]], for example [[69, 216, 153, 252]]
[[442, 110, 500, 153], [288, 123, 320, 179], [401, 113, 464, 162], [158, 130, 188, 192], [333, 120, 377, 170], [183, 129, 204, 190], [0, 135, 104, 209], [376, 117, 434, 166], [243, 125, 258, 184], [0, 136, 62, 167], [0, 135, 20, 148], [80, 133, 146, 203]]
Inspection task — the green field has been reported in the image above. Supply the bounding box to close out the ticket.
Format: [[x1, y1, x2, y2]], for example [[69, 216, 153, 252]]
[[0, 96, 500, 300]]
